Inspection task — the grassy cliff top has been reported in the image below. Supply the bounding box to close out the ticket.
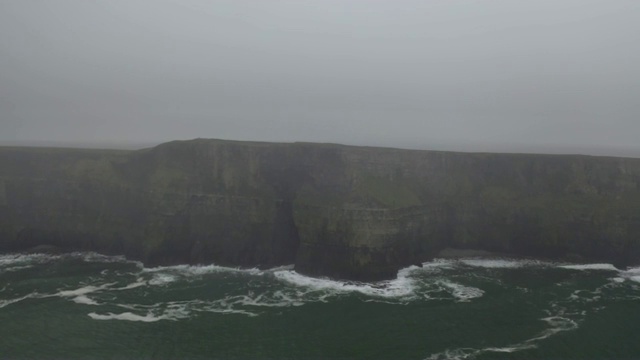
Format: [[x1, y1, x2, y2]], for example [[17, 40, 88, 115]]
[[2, 138, 639, 160]]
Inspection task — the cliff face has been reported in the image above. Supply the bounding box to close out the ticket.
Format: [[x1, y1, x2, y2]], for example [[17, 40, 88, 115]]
[[1, 139, 640, 280]]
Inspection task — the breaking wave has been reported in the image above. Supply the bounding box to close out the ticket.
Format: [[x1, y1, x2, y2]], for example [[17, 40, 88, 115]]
[[460, 258, 545, 269], [559, 263, 619, 271], [617, 266, 640, 283], [2, 252, 640, 327], [273, 266, 418, 299], [88, 311, 179, 322], [2, 250, 640, 360]]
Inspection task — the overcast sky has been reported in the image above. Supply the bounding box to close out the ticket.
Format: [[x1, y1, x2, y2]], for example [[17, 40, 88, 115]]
[[1, 0, 639, 154]]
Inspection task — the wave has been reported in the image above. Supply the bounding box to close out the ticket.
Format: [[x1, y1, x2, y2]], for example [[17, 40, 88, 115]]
[[0, 252, 141, 275], [423, 261, 607, 360], [0, 285, 112, 309], [272, 264, 490, 304], [420, 259, 457, 270], [424, 315, 577, 360], [559, 263, 618, 271], [56, 283, 115, 298], [0, 253, 59, 272], [460, 258, 547, 269], [0, 292, 43, 309], [273, 267, 419, 300], [1, 254, 491, 315], [142, 263, 264, 276], [613, 266, 640, 283], [426, 267, 619, 359], [6, 251, 638, 323], [229, 292, 306, 308], [437, 281, 484, 302], [110, 298, 260, 320], [112, 278, 147, 291], [138, 263, 266, 287], [148, 273, 179, 286], [0, 265, 33, 273], [88, 311, 173, 322], [530, 316, 578, 341], [1, 277, 154, 310], [82, 264, 429, 321], [425, 343, 535, 360], [435, 257, 635, 274], [72, 295, 100, 305]]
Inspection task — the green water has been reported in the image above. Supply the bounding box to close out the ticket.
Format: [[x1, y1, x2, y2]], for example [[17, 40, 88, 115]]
[[1, 253, 639, 359]]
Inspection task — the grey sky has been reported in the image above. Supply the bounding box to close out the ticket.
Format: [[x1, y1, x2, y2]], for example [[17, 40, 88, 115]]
[[1, 0, 639, 154]]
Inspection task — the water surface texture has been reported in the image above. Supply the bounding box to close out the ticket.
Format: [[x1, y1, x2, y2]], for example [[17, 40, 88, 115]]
[[1, 253, 639, 359]]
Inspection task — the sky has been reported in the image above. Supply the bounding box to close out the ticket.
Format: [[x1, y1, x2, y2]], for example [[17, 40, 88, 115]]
[[1, 0, 639, 155]]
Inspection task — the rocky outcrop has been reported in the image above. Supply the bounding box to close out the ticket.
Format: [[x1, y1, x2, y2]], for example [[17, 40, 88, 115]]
[[1, 139, 640, 280]]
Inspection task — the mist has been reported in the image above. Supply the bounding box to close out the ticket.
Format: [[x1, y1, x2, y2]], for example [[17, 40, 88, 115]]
[[1, 0, 639, 155]]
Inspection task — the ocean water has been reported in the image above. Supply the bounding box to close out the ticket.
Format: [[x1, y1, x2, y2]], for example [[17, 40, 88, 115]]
[[1, 253, 639, 359]]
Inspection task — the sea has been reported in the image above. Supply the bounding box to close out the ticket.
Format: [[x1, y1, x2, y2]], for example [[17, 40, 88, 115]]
[[1, 252, 639, 359]]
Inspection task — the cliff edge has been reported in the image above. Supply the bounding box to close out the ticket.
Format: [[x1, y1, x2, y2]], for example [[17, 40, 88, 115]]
[[1, 139, 640, 280]]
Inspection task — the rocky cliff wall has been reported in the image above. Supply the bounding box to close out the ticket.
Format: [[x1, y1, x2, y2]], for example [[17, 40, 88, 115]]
[[1, 139, 640, 280]]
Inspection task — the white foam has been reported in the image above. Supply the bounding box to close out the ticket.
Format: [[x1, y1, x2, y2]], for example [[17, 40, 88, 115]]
[[72, 295, 99, 305], [623, 266, 640, 274], [438, 281, 484, 302], [616, 267, 640, 283], [265, 264, 295, 272], [559, 263, 618, 271], [424, 347, 478, 360], [0, 253, 59, 267], [0, 252, 141, 274], [428, 344, 536, 360], [89, 300, 193, 321], [148, 273, 178, 286], [115, 298, 261, 319], [460, 259, 538, 269], [528, 316, 578, 342], [424, 343, 537, 360], [57, 283, 114, 298], [0, 293, 40, 309], [620, 274, 640, 284], [142, 263, 263, 277], [424, 315, 577, 360], [0, 265, 33, 273], [195, 302, 259, 317], [68, 252, 129, 264], [273, 267, 417, 299], [421, 259, 456, 269], [205, 308, 258, 317], [230, 290, 307, 308], [113, 278, 147, 291], [484, 344, 535, 353], [88, 311, 169, 322], [57, 285, 101, 297]]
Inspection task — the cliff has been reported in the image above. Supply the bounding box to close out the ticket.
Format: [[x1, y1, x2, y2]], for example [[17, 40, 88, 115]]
[[1, 139, 640, 280]]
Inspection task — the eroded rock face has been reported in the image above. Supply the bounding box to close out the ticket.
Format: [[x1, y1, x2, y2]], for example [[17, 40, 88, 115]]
[[1, 139, 640, 280]]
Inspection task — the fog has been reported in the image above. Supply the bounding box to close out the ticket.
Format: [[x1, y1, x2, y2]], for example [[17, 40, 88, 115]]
[[1, 0, 639, 155]]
